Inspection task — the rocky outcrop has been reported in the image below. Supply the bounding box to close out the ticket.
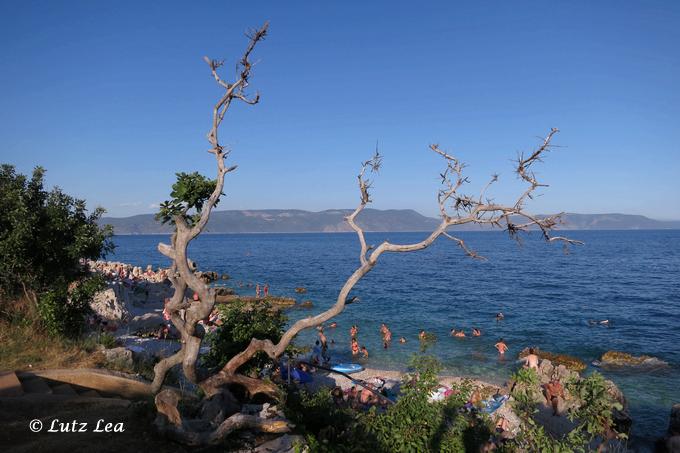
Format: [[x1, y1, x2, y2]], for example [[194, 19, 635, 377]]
[[102, 347, 135, 370], [214, 286, 236, 296], [598, 350, 668, 368], [657, 404, 680, 452], [90, 287, 131, 322], [519, 348, 586, 373], [534, 358, 581, 385]]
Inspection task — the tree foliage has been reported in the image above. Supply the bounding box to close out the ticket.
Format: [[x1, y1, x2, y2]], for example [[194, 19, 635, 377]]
[[37, 274, 106, 338], [204, 301, 287, 375], [156, 171, 220, 226], [0, 164, 114, 300]]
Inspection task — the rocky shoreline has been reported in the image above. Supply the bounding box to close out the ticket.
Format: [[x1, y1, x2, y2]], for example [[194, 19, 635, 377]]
[[82, 260, 680, 450]]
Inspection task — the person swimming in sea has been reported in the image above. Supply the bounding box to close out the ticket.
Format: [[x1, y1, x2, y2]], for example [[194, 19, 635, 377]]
[[419, 330, 426, 340], [496, 312, 505, 321], [451, 329, 466, 338], [361, 346, 369, 358], [495, 338, 508, 355], [472, 328, 481, 337], [351, 337, 360, 356]]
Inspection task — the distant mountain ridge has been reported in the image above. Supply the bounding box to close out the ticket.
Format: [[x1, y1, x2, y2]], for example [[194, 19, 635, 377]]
[[100, 209, 680, 235]]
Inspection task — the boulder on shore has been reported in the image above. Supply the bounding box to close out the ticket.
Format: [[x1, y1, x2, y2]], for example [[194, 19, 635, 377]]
[[90, 288, 131, 322]]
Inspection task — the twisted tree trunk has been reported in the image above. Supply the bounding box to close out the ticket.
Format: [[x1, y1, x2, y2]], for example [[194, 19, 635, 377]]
[[151, 22, 580, 445]]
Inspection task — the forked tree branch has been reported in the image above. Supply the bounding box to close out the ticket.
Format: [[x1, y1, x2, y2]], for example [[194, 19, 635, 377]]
[[152, 22, 269, 393], [199, 129, 581, 397]]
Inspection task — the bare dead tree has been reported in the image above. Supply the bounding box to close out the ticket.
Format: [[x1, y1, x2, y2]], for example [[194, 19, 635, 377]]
[[198, 129, 581, 400], [150, 22, 581, 445]]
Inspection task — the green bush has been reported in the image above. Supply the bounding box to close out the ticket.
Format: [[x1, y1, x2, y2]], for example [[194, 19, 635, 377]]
[[282, 355, 492, 452], [37, 275, 105, 338], [509, 370, 626, 452], [362, 355, 491, 453], [0, 164, 113, 301], [284, 388, 374, 452], [204, 300, 286, 375]]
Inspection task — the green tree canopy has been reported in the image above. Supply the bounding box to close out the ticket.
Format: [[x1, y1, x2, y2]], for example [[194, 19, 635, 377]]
[[156, 171, 221, 226], [0, 164, 114, 299]]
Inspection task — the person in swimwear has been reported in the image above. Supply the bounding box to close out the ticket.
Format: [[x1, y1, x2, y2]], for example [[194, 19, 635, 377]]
[[329, 321, 337, 328], [361, 346, 369, 358], [495, 338, 508, 355], [399, 337, 407, 344], [381, 324, 392, 348], [351, 337, 360, 356], [318, 329, 327, 348], [472, 328, 481, 337], [522, 347, 540, 370], [543, 376, 565, 416], [419, 330, 426, 340], [496, 312, 505, 321], [350, 325, 358, 338]]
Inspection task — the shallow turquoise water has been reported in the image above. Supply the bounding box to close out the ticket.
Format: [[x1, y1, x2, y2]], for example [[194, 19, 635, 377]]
[[111, 230, 680, 449]]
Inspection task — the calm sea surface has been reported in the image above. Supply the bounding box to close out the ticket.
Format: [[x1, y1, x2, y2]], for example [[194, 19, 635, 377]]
[[111, 230, 679, 449]]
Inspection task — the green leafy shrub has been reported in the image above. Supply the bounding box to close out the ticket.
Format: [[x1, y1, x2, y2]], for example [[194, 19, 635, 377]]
[[37, 275, 105, 338], [509, 370, 626, 452], [282, 355, 492, 452], [363, 355, 491, 453], [204, 300, 286, 375], [284, 388, 374, 452], [0, 164, 113, 301]]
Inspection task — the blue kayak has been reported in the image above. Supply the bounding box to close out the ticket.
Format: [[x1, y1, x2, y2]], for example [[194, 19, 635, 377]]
[[331, 363, 364, 374]]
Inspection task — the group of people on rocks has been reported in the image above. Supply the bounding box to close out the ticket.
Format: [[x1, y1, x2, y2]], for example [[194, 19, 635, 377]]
[[87, 259, 168, 284]]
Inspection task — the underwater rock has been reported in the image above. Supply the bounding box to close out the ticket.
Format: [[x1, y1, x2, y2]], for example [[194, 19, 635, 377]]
[[599, 350, 668, 368]]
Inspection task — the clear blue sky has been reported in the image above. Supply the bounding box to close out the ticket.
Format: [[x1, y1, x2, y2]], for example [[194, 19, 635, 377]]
[[1, 1, 679, 219]]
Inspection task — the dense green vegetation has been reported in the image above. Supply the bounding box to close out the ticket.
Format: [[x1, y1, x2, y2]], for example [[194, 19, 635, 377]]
[[284, 355, 493, 453], [509, 368, 626, 452], [204, 300, 287, 375], [0, 164, 112, 335], [37, 274, 106, 338]]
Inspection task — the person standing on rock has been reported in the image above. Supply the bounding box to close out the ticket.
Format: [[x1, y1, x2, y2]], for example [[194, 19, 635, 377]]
[[522, 348, 540, 370], [255, 283, 261, 298], [543, 376, 565, 416], [263, 283, 269, 298]]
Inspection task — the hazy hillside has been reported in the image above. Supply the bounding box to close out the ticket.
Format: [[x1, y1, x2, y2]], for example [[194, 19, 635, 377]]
[[101, 209, 440, 234], [100, 210, 680, 235]]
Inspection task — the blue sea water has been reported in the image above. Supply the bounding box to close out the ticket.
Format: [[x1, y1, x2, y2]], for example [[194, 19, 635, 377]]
[[110, 230, 680, 449]]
